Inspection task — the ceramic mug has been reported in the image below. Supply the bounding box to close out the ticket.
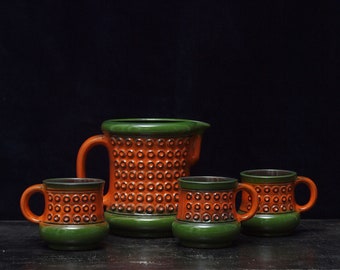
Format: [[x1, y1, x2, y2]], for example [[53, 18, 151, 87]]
[[239, 169, 318, 236], [172, 176, 258, 248], [20, 178, 109, 250], [76, 118, 210, 237]]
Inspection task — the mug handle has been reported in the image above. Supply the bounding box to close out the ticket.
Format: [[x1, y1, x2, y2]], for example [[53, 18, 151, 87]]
[[233, 183, 258, 222], [20, 184, 45, 223], [76, 134, 111, 207], [295, 176, 318, 213]]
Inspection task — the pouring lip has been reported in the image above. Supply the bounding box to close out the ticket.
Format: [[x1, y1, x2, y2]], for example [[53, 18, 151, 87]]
[[101, 118, 210, 136]]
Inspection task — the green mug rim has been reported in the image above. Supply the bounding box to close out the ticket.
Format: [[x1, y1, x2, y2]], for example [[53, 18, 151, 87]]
[[178, 176, 238, 190], [101, 118, 210, 136], [240, 169, 297, 183], [43, 178, 105, 189]]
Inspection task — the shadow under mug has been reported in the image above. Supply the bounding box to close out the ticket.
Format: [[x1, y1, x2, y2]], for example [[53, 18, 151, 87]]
[[20, 178, 109, 250], [239, 169, 318, 236], [172, 176, 258, 248]]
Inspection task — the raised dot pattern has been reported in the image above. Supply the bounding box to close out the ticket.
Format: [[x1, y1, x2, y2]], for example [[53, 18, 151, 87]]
[[46, 191, 104, 224], [109, 136, 193, 215], [177, 190, 235, 223], [240, 183, 295, 213]]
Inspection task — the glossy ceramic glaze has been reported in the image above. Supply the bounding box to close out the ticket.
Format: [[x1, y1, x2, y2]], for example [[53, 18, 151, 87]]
[[240, 169, 318, 236], [20, 178, 109, 250], [172, 176, 258, 248], [77, 118, 209, 237]]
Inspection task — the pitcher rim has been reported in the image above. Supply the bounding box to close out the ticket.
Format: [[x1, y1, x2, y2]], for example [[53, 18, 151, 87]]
[[101, 118, 210, 136]]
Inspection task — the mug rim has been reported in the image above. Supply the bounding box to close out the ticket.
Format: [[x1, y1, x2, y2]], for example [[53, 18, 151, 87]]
[[178, 176, 238, 190], [43, 178, 105, 186], [240, 169, 297, 183], [101, 118, 210, 136]]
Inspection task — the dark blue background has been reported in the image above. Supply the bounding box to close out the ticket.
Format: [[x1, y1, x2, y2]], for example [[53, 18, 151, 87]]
[[1, 1, 339, 219]]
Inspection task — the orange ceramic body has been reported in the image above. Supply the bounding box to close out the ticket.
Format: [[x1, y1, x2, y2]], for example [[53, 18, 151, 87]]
[[76, 118, 209, 237], [240, 169, 318, 236], [177, 185, 258, 223]]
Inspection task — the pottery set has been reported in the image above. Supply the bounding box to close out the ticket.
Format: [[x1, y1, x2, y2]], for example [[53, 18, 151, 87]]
[[20, 118, 318, 249]]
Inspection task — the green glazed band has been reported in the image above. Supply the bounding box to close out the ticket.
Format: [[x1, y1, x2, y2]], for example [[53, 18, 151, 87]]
[[104, 212, 175, 237], [172, 220, 241, 248], [240, 212, 301, 237], [43, 178, 105, 190], [39, 222, 109, 250], [240, 169, 297, 184], [101, 118, 210, 136], [178, 176, 238, 190]]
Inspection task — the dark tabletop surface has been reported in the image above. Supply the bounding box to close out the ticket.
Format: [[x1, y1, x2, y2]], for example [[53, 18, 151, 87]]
[[0, 219, 339, 269]]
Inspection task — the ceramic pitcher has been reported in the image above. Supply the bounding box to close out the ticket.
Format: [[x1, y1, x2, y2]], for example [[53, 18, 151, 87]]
[[76, 118, 209, 237]]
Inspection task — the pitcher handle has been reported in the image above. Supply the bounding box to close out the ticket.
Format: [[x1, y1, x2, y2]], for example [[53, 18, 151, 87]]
[[76, 134, 111, 207]]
